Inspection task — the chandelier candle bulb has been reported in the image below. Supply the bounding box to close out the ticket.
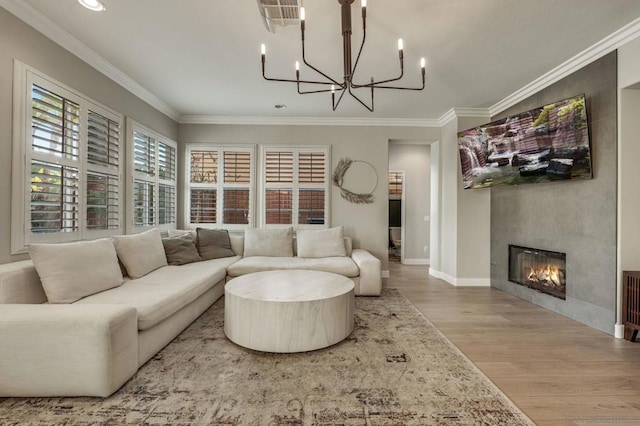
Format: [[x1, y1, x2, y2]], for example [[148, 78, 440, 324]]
[[421, 57, 426, 68], [295, 61, 300, 71], [398, 39, 404, 51], [361, 0, 366, 7], [300, 7, 305, 21], [261, 44, 266, 56]]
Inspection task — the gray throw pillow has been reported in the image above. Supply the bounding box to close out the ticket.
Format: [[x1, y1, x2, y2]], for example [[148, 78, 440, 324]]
[[196, 228, 235, 260], [162, 235, 202, 265]]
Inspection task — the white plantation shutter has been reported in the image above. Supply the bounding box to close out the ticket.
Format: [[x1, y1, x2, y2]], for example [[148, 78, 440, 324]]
[[14, 66, 124, 250], [30, 161, 79, 234], [86, 110, 121, 233], [186, 145, 255, 229], [128, 120, 177, 232], [261, 147, 329, 228]]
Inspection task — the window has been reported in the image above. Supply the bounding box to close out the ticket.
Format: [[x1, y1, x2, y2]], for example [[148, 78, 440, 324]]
[[11, 63, 123, 252], [185, 145, 255, 230], [260, 146, 330, 229], [127, 119, 177, 232], [389, 171, 403, 196]]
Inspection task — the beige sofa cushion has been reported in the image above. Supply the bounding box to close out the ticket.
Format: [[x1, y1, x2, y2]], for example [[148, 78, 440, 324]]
[[227, 256, 359, 278], [243, 227, 293, 257], [28, 238, 123, 304], [112, 229, 168, 279], [75, 256, 240, 330], [297, 226, 347, 258]]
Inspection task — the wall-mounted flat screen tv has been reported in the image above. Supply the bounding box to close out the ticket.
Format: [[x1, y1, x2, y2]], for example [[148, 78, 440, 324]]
[[457, 94, 592, 189]]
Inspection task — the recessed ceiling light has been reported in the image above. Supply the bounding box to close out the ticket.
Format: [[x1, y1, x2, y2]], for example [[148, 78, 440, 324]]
[[274, 104, 287, 109], [78, 0, 106, 12]]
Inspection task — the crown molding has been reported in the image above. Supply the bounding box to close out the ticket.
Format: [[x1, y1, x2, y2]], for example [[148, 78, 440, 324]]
[[437, 108, 491, 126], [0, 0, 181, 122], [179, 115, 442, 127], [490, 16, 640, 116]]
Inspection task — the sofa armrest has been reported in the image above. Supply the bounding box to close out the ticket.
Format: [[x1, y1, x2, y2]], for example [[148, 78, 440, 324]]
[[0, 304, 138, 397], [351, 249, 382, 296]]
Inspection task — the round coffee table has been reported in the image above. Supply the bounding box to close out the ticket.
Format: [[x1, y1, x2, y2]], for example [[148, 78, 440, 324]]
[[224, 270, 355, 353]]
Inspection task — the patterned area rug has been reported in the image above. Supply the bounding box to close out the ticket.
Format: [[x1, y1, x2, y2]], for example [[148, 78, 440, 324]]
[[0, 289, 533, 425]]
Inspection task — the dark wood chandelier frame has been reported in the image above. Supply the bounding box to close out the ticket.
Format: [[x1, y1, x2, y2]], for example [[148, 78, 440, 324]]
[[261, 0, 426, 112]]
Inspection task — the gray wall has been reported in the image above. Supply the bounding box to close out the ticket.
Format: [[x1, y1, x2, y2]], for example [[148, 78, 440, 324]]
[[490, 52, 618, 334], [0, 8, 178, 264], [178, 124, 440, 272], [388, 143, 431, 262]]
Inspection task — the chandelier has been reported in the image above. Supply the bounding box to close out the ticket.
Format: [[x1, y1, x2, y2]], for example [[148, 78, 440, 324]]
[[260, 0, 426, 112]]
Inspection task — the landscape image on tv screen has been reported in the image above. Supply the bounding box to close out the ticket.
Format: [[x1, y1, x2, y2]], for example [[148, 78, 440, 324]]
[[457, 94, 592, 189]]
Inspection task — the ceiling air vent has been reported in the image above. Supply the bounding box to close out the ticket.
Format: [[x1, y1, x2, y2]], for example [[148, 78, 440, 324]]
[[256, 0, 302, 33]]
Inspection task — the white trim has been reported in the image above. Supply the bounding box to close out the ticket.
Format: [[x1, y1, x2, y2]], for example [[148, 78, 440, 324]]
[[614, 324, 625, 339], [490, 17, 640, 116], [11, 60, 29, 255], [428, 267, 442, 279], [381, 270, 390, 279], [440, 272, 490, 287], [403, 259, 429, 265], [179, 115, 441, 127], [437, 108, 491, 126], [0, 0, 180, 121]]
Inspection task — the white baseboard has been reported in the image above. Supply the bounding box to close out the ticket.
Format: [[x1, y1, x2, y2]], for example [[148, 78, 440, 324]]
[[429, 268, 443, 279], [403, 259, 429, 265], [381, 270, 390, 279], [615, 323, 625, 339], [441, 272, 490, 287]]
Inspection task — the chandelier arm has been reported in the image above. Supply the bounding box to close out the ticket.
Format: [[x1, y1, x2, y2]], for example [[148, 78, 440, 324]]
[[332, 87, 348, 111], [352, 55, 404, 88], [301, 19, 342, 86], [347, 83, 374, 112], [366, 69, 426, 90], [349, 2, 367, 88], [263, 61, 342, 86]]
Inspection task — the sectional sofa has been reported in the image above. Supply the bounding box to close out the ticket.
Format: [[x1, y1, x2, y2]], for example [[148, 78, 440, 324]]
[[0, 226, 381, 397]]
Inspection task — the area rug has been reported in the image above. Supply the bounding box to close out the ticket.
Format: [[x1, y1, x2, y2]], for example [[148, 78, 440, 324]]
[[0, 289, 533, 425]]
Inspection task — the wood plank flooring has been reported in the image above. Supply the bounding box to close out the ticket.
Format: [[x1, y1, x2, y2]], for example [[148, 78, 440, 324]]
[[387, 261, 640, 426]]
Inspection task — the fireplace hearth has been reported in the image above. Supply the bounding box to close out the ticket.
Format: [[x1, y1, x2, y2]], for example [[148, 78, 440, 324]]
[[509, 245, 566, 300]]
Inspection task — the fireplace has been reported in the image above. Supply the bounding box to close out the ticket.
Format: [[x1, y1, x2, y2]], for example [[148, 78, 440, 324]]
[[508, 245, 566, 300]]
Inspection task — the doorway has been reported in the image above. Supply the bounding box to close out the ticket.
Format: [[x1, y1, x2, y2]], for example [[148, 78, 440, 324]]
[[388, 170, 405, 264]]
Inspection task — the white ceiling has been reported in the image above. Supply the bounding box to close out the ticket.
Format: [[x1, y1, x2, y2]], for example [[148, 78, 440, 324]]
[[9, 0, 640, 121]]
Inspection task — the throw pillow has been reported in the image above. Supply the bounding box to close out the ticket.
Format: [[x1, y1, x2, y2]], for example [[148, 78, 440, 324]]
[[243, 227, 294, 257], [28, 238, 123, 304], [168, 229, 197, 240], [162, 235, 202, 265], [296, 226, 347, 258], [196, 228, 236, 260], [111, 228, 168, 279]]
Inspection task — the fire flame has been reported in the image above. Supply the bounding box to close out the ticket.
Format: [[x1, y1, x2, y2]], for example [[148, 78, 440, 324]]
[[528, 264, 563, 286]]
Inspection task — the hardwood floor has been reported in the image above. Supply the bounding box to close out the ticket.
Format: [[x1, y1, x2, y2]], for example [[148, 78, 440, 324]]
[[387, 261, 640, 426]]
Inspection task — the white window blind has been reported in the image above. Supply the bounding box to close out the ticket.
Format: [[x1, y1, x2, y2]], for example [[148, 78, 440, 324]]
[[186, 145, 255, 230], [261, 146, 330, 229], [127, 120, 177, 232], [12, 63, 124, 252]]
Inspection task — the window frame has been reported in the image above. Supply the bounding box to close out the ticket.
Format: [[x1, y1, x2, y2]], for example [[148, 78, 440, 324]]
[[259, 145, 331, 230], [11, 61, 124, 254], [126, 119, 177, 234], [184, 144, 256, 231]]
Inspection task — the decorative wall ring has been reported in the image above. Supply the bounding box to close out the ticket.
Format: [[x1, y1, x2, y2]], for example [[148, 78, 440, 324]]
[[332, 158, 378, 204]]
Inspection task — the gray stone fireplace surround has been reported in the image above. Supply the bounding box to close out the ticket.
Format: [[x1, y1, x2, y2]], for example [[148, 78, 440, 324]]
[[490, 52, 617, 334]]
